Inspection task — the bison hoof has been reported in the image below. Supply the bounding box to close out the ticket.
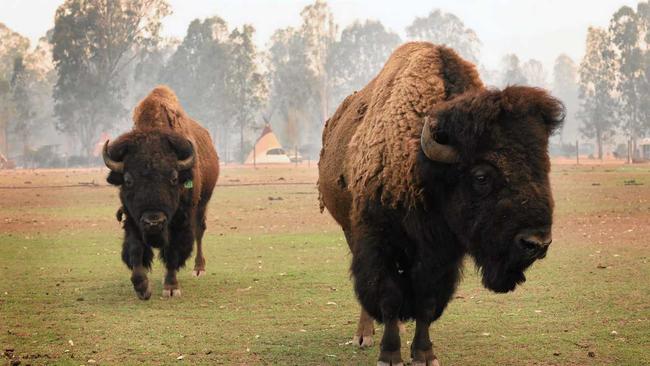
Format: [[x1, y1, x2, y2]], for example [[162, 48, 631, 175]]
[[136, 286, 152, 300], [162, 288, 182, 298], [352, 335, 374, 348], [378, 350, 403, 366], [412, 348, 438, 366], [191, 269, 205, 277], [132, 278, 151, 300], [412, 360, 440, 366]]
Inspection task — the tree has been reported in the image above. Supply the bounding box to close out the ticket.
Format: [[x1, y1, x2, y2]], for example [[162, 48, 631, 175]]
[[300, 0, 338, 136], [129, 36, 178, 107], [553, 54, 580, 144], [327, 20, 401, 106], [225, 25, 267, 162], [500, 54, 528, 86], [51, 0, 171, 156], [478, 65, 500, 88], [9, 56, 34, 156], [266, 27, 316, 150], [609, 2, 650, 156], [578, 27, 617, 160], [522, 59, 547, 88], [406, 9, 481, 63], [161, 16, 232, 149], [0, 23, 30, 157]]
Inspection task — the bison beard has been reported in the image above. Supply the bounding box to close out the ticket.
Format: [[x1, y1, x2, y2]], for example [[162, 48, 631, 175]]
[[318, 42, 563, 365], [105, 86, 219, 300]]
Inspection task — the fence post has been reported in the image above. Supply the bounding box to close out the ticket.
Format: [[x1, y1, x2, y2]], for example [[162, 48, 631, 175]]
[[576, 140, 579, 165]]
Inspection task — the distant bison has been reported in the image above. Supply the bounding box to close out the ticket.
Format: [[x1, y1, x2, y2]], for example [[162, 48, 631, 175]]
[[104, 86, 219, 299], [318, 42, 563, 365]]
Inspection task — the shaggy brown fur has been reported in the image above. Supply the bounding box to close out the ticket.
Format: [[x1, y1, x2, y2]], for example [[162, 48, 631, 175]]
[[319, 42, 483, 227], [318, 42, 564, 365], [133, 86, 219, 207]]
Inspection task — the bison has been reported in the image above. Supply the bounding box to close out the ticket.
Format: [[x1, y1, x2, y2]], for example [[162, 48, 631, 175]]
[[103, 86, 219, 299], [318, 42, 564, 365]]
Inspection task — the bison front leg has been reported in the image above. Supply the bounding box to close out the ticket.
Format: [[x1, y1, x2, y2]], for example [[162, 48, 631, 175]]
[[122, 230, 153, 300], [160, 228, 194, 298], [351, 246, 404, 364], [410, 318, 439, 366], [378, 317, 403, 366], [162, 269, 181, 297]]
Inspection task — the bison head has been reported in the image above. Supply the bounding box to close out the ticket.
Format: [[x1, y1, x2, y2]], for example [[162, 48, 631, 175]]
[[421, 86, 564, 293], [104, 130, 195, 247]]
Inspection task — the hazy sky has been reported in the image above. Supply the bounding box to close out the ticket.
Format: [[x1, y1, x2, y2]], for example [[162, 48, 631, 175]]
[[0, 0, 639, 71]]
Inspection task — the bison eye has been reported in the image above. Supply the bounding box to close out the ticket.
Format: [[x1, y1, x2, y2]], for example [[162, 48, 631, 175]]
[[474, 174, 488, 185], [124, 172, 134, 188], [470, 165, 495, 196]]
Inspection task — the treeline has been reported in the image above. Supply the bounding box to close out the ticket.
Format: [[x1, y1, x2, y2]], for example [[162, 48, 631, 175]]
[[0, 0, 648, 167], [576, 3, 650, 160]]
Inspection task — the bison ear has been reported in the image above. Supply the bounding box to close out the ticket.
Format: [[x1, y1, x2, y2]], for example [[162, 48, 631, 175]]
[[179, 168, 193, 185], [501, 86, 566, 135], [107, 171, 124, 186]]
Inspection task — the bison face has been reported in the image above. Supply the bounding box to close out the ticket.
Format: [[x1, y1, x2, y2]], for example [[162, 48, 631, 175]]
[[104, 131, 195, 247], [422, 86, 564, 293]]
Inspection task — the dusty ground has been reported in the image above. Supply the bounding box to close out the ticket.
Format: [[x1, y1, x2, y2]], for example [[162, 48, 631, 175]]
[[0, 163, 648, 365]]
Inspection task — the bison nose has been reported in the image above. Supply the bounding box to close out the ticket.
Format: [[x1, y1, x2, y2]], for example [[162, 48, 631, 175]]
[[140, 211, 167, 230], [515, 229, 552, 259]]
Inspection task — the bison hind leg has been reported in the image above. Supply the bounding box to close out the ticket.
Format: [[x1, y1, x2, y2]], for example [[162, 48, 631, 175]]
[[352, 307, 375, 347], [192, 205, 208, 277]]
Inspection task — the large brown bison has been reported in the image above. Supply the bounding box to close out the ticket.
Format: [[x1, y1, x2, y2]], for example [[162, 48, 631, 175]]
[[103, 86, 219, 299], [318, 42, 564, 365]]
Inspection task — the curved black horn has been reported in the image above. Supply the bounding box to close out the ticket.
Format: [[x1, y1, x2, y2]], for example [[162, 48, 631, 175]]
[[420, 116, 459, 163], [176, 140, 195, 171], [103, 140, 124, 172]]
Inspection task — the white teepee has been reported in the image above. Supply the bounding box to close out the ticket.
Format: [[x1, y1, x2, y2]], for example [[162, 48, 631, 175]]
[[244, 124, 291, 164]]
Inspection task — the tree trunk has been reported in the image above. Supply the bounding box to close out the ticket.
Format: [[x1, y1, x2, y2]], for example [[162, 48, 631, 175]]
[[596, 128, 603, 160], [22, 129, 29, 163], [0, 116, 7, 158], [239, 118, 244, 163]]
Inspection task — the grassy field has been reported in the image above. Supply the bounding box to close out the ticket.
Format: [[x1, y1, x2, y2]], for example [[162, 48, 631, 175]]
[[0, 164, 649, 365]]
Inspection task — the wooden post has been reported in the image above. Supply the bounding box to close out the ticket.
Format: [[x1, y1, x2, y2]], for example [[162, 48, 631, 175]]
[[576, 140, 579, 165], [253, 143, 256, 168], [627, 139, 632, 164]]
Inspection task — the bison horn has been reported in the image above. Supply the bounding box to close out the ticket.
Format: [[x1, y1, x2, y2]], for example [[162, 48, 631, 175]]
[[421, 116, 460, 163], [176, 140, 195, 171], [103, 140, 124, 173]]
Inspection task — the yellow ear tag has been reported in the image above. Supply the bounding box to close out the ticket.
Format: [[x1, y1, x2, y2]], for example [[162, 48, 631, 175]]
[[184, 180, 193, 189]]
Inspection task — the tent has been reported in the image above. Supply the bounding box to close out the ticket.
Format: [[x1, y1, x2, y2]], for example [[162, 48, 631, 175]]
[[244, 124, 291, 164], [640, 137, 650, 159]]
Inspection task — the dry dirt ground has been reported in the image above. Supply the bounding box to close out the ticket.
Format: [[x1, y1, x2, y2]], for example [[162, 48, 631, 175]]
[[0, 163, 648, 365]]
